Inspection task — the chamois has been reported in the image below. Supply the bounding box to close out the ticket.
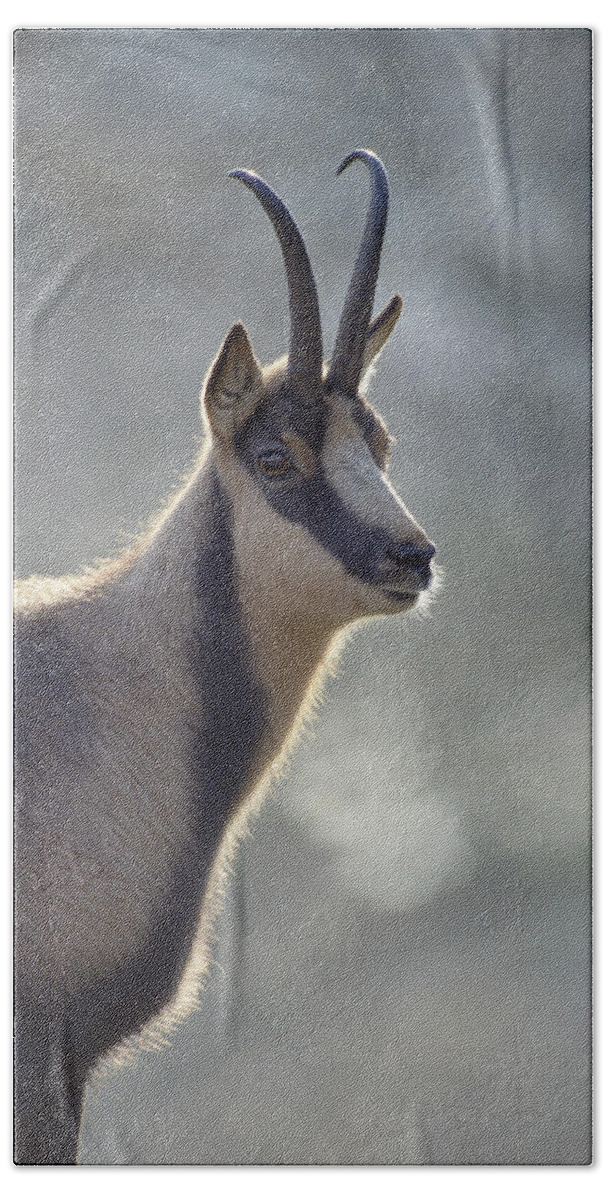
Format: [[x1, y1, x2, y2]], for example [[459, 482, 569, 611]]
[[14, 150, 436, 1165]]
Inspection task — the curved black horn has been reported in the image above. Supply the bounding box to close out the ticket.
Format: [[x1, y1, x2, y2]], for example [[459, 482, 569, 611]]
[[328, 150, 390, 396], [229, 169, 323, 397]]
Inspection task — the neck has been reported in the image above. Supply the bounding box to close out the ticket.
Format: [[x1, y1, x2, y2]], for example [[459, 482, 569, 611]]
[[117, 447, 339, 806], [70, 454, 274, 1049], [238, 591, 339, 754]]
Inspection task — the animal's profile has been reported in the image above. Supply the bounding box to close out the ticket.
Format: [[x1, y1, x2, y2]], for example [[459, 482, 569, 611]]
[[14, 150, 436, 1164]]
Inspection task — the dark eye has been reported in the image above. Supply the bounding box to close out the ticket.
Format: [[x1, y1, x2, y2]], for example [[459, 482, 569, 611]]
[[258, 449, 293, 478]]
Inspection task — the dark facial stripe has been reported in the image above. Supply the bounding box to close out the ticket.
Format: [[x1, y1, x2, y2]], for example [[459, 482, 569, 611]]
[[236, 439, 391, 587], [285, 473, 391, 585]]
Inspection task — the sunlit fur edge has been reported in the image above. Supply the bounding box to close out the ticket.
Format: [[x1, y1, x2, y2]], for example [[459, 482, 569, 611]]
[[89, 627, 353, 1077]]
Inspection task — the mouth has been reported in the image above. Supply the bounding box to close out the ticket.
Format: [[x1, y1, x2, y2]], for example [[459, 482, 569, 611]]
[[379, 586, 419, 604]]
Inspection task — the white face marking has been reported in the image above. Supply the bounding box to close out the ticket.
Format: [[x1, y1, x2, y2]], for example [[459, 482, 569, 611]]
[[321, 404, 426, 547]]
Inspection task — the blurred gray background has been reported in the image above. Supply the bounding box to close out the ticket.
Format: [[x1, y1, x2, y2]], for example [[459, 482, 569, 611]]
[[14, 28, 591, 1164]]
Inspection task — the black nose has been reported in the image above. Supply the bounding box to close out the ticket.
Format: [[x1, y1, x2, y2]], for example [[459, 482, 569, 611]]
[[386, 541, 436, 572]]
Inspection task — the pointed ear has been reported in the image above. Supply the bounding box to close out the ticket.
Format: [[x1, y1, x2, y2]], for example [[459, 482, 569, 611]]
[[202, 323, 263, 438], [360, 294, 403, 388]]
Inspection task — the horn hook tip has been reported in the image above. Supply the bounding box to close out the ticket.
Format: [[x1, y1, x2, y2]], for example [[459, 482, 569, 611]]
[[336, 149, 386, 178]]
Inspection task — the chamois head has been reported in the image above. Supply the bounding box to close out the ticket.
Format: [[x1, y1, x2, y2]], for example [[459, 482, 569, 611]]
[[202, 151, 435, 631]]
